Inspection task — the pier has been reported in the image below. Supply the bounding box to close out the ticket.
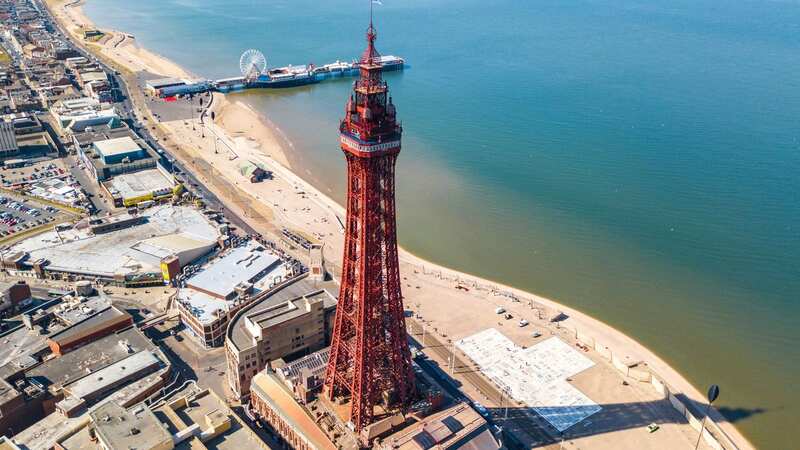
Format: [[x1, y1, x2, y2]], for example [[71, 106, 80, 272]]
[[153, 50, 405, 98]]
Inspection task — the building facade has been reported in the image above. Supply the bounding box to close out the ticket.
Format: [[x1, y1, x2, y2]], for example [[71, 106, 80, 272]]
[[225, 280, 338, 399]]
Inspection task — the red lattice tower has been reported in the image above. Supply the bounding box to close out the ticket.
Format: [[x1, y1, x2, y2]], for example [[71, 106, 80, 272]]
[[323, 19, 414, 432]]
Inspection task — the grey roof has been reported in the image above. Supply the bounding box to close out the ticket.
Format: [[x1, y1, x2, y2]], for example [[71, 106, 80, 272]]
[[26, 327, 155, 391], [0, 121, 19, 153], [48, 305, 130, 346], [246, 289, 334, 331], [277, 348, 330, 382], [65, 350, 160, 400], [90, 401, 172, 450]]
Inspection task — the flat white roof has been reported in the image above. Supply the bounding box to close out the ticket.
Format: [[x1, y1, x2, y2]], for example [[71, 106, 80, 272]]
[[65, 350, 159, 400], [186, 241, 280, 298], [81, 72, 108, 83], [7, 205, 219, 277], [133, 234, 212, 259], [457, 329, 601, 432], [94, 136, 141, 158], [179, 260, 289, 324], [105, 168, 174, 199], [60, 97, 99, 110]]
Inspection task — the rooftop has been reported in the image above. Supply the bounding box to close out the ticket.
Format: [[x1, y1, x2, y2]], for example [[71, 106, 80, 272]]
[[71, 122, 136, 147], [186, 241, 280, 299], [0, 318, 66, 368], [65, 350, 161, 401], [153, 386, 266, 450], [5, 205, 219, 278], [92, 136, 141, 158], [58, 97, 99, 111], [90, 401, 172, 450], [178, 246, 289, 324], [228, 278, 339, 351], [26, 326, 157, 392], [104, 167, 175, 200], [16, 370, 169, 450], [48, 300, 131, 347], [146, 77, 184, 89], [456, 329, 599, 432], [380, 402, 500, 450], [251, 370, 337, 450], [245, 289, 335, 331]]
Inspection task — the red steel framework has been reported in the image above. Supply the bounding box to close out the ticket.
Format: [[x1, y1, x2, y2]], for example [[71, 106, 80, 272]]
[[323, 19, 415, 432]]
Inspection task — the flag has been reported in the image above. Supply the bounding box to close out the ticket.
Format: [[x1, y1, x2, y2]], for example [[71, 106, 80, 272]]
[[372, 0, 382, 4]]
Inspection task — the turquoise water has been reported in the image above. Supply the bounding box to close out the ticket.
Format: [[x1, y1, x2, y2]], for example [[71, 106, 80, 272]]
[[83, 0, 800, 447]]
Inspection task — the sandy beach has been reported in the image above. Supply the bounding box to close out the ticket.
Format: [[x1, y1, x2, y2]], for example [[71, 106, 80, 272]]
[[45, 1, 755, 448]]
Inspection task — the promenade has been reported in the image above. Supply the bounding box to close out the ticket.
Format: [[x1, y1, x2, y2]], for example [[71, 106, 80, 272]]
[[41, 1, 755, 448]]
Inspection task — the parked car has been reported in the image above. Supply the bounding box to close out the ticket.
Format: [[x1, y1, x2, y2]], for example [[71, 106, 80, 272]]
[[473, 402, 489, 418]]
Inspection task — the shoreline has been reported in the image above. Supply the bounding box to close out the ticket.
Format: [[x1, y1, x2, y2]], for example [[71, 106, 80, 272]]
[[47, 1, 755, 448]]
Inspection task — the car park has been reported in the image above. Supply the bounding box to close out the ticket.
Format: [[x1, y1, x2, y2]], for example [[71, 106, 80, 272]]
[[0, 196, 61, 235]]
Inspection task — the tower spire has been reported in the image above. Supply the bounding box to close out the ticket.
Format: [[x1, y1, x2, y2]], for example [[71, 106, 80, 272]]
[[362, 0, 379, 64]]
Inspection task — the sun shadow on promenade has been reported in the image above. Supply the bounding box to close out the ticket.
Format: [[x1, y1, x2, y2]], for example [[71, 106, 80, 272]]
[[404, 317, 765, 448], [488, 400, 765, 449]]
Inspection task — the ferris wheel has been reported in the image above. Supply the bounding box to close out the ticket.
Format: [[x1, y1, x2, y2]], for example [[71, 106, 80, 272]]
[[240, 49, 267, 79]]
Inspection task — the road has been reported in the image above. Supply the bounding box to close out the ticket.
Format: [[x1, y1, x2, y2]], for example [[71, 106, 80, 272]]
[[38, 0, 258, 237], [33, 4, 549, 448], [408, 317, 560, 449]]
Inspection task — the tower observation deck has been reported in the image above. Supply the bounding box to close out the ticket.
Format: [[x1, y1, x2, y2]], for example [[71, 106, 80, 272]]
[[323, 19, 415, 433]]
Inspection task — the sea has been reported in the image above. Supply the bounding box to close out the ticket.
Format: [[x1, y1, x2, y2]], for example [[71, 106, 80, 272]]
[[82, 0, 800, 447]]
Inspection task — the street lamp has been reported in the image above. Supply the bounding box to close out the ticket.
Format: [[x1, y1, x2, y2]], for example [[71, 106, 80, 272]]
[[695, 384, 720, 450], [199, 97, 205, 138], [189, 94, 196, 131]]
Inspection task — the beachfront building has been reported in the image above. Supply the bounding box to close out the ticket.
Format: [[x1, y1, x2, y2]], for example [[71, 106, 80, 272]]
[[145, 77, 184, 96], [81, 135, 155, 181], [144, 77, 210, 98], [249, 370, 499, 450], [224, 279, 338, 399], [1, 205, 220, 286], [101, 167, 179, 207], [176, 239, 306, 348]]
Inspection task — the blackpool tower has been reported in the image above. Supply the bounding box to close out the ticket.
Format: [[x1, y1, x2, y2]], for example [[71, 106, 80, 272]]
[[323, 18, 415, 432]]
